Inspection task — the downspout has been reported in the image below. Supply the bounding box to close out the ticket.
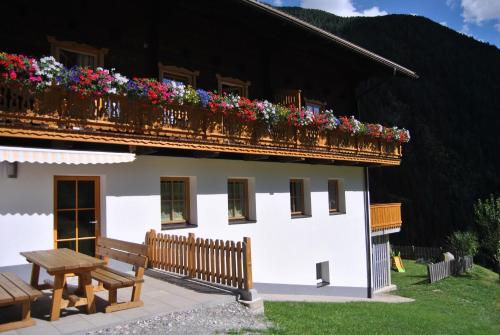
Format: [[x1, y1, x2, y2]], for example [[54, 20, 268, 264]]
[[363, 166, 373, 298]]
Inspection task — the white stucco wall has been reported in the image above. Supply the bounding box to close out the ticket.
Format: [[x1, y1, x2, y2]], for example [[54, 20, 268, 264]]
[[0, 155, 369, 290]]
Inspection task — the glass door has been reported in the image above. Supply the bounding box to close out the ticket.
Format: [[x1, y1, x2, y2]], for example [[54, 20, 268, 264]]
[[54, 176, 100, 256]]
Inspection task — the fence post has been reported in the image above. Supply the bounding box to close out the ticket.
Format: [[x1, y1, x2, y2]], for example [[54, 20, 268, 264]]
[[188, 233, 195, 278], [243, 237, 253, 290], [145, 229, 156, 268]]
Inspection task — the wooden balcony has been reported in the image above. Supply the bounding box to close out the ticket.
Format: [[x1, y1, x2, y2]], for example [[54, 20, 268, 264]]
[[0, 83, 402, 165], [370, 203, 402, 232]]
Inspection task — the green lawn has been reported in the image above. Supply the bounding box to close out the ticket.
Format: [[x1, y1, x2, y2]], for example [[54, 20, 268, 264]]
[[263, 261, 500, 335]]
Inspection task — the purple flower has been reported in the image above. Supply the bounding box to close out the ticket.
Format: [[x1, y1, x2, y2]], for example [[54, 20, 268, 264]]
[[67, 67, 80, 83], [196, 89, 210, 107], [126, 80, 139, 94]]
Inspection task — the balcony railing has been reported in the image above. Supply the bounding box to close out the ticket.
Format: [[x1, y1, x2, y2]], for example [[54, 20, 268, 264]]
[[370, 203, 402, 232], [0, 83, 402, 165]]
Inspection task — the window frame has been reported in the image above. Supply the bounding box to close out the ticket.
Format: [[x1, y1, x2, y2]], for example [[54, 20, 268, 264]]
[[227, 178, 249, 222], [158, 62, 199, 88], [160, 177, 190, 225], [216, 74, 251, 97], [290, 179, 305, 217], [304, 97, 326, 114], [328, 179, 340, 213], [48, 36, 107, 68]]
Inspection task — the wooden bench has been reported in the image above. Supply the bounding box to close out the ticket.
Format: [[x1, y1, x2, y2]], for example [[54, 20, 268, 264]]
[[92, 237, 149, 313], [0, 272, 42, 332]]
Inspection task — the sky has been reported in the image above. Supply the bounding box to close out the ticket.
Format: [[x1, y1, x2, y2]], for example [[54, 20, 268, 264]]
[[262, 0, 500, 48]]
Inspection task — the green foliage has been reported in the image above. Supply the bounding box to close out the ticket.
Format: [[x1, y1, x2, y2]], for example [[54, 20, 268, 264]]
[[264, 261, 500, 334], [183, 85, 200, 105], [446, 231, 479, 256], [280, 7, 500, 247], [474, 195, 500, 269], [275, 104, 291, 122]]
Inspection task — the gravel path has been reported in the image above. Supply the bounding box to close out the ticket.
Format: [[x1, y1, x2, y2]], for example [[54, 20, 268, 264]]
[[86, 302, 272, 335]]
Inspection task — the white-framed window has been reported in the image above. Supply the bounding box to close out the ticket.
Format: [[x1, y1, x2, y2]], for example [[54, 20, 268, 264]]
[[158, 63, 199, 87], [216, 74, 251, 97], [48, 36, 108, 68]]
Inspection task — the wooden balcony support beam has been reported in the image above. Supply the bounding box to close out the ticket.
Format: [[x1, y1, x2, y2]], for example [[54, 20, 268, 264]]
[[193, 151, 220, 158], [243, 154, 270, 161], [277, 157, 306, 163]]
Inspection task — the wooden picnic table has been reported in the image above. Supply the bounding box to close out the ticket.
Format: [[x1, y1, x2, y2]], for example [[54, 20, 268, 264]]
[[20, 248, 105, 321]]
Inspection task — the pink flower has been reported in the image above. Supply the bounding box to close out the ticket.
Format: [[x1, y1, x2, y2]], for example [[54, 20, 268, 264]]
[[29, 75, 42, 82], [9, 71, 16, 80]]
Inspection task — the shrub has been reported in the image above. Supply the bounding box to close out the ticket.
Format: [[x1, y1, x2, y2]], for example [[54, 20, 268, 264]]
[[446, 231, 479, 257], [474, 194, 500, 277]]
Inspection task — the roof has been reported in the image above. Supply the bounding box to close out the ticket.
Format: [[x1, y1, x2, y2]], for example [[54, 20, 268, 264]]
[[241, 0, 418, 79]]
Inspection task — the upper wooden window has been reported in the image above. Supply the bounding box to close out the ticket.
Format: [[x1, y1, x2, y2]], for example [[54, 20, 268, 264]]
[[161, 177, 190, 225], [228, 179, 249, 221], [290, 179, 305, 216], [48, 36, 107, 68], [158, 63, 199, 87], [328, 180, 340, 213], [275, 89, 302, 108], [216, 74, 250, 97]]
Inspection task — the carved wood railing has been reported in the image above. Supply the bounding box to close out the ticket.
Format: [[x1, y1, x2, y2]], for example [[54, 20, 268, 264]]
[[370, 203, 402, 232], [0, 82, 402, 165]]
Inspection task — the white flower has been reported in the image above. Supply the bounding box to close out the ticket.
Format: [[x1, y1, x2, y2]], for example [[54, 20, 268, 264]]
[[35, 56, 65, 88], [350, 116, 361, 134], [113, 72, 129, 85]]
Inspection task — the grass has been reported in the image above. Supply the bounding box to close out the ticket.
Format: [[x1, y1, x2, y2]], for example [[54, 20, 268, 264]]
[[263, 261, 500, 335]]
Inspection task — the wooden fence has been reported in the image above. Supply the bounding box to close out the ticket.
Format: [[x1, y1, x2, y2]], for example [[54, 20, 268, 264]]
[[392, 245, 443, 261], [427, 256, 474, 283], [145, 230, 253, 291]]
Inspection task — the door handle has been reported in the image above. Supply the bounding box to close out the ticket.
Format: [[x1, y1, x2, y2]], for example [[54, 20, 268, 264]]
[[89, 220, 98, 225]]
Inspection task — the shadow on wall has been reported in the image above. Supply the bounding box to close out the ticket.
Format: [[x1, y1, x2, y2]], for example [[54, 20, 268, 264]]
[[0, 158, 363, 216], [104, 156, 364, 196]]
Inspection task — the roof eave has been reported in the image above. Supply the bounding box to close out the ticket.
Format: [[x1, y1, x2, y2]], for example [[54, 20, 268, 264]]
[[241, 0, 419, 79]]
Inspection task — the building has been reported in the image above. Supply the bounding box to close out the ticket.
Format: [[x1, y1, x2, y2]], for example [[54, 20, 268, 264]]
[[0, 0, 414, 298]]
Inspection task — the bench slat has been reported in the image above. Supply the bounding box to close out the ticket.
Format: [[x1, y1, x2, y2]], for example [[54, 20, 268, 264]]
[[96, 246, 147, 269], [2, 273, 42, 300], [97, 237, 148, 256], [0, 285, 14, 305], [95, 267, 143, 283], [0, 273, 29, 302], [91, 270, 133, 289], [91, 270, 123, 289], [93, 267, 135, 285]]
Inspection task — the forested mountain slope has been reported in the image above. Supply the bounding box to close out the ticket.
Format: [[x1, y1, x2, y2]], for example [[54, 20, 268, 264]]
[[281, 7, 500, 245]]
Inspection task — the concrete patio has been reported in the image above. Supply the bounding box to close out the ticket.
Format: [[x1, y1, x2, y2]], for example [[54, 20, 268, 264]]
[[0, 267, 237, 335]]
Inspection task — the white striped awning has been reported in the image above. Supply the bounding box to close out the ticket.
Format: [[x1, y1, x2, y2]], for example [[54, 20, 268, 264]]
[[0, 146, 136, 164]]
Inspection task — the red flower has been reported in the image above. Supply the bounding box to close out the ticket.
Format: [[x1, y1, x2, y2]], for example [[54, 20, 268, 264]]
[[9, 71, 16, 80]]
